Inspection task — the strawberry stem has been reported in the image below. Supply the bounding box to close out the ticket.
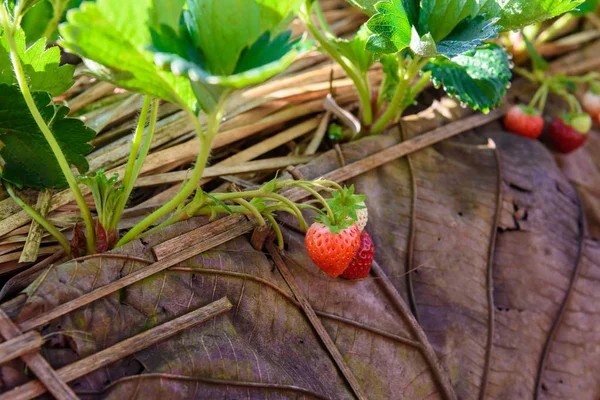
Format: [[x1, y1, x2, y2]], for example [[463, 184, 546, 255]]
[[264, 213, 284, 249], [528, 82, 549, 112], [298, 184, 335, 224], [232, 198, 266, 226]]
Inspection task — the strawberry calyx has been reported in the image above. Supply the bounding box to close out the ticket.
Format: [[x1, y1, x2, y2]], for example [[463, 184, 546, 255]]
[[518, 104, 541, 117], [314, 185, 366, 234]]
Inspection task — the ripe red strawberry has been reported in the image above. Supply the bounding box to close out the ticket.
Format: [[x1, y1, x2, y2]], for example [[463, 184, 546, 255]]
[[549, 117, 588, 154], [305, 223, 360, 277], [341, 231, 375, 279], [582, 90, 600, 123], [504, 105, 544, 139]]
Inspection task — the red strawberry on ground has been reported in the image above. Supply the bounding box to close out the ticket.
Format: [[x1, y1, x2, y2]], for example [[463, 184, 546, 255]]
[[549, 116, 589, 154], [504, 105, 544, 139], [341, 231, 375, 279], [305, 223, 360, 277], [582, 90, 600, 123]]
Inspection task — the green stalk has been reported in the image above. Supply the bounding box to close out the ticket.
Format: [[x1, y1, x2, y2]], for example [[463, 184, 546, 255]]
[[110, 96, 151, 228], [261, 192, 307, 229], [564, 72, 600, 83], [538, 85, 549, 113], [514, 66, 540, 83], [4, 182, 71, 256], [264, 213, 284, 249], [527, 81, 549, 112], [410, 71, 432, 102], [313, 0, 333, 36], [554, 85, 582, 113], [116, 96, 228, 247], [210, 189, 262, 201], [277, 178, 343, 195], [111, 98, 160, 229], [270, 203, 321, 214], [121, 97, 151, 195], [233, 198, 266, 226], [370, 56, 425, 135], [0, 6, 96, 254], [528, 82, 548, 110], [301, 9, 373, 125], [41, 1, 67, 40], [212, 190, 308, 229], [131, 99, 160, 181], [297, 184, 334, 223]]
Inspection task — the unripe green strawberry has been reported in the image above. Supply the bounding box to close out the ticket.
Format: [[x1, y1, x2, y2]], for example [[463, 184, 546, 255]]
[[570, 113, 592, 134], [305, 223, 361, 277]]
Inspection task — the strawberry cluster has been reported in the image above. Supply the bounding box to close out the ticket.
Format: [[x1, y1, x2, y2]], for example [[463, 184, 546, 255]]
[[503, 35, 599, 155], [504, 105, 591, 154], [304, 187, 374, 279]]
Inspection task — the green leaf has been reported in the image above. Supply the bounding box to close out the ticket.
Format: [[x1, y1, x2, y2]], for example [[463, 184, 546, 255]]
[[436, 15, 501, 58], [78, 168, 124, 229], [419, 0, 583, 42], [21, 1, 54, 44], [400, 0, 419, 27], [332, 25, 375, 72], [571, 0, 598, 15], [480, 0, 584, 32], [379, 54, 399, 103], [234, 31, 300, 74], [184, 0, 303, 77], [410, 27, 437, 57], [59, 0, 197, 111], [21, 0, 88, 45], [326, 185, 366, 226], [153, 31, 309, 90], [343, 0, 378, 15], [149, 0, 186, 31], [0, 27, 74, 96], [366, 0, 412, 54], [8, 0, 44, 16], [366, 34, 398, 54], [206, 193, 233, 215], [0, 85, 95, 189], [424, 44, 511, 113], [419, 0, 480, 41], [150, 0, 308, 112], [327, 123, 344, 141]]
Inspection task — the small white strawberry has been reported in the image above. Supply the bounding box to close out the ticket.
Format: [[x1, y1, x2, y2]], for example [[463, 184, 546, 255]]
[[582, 90, 600, 122], [355, 202, 368, 232]]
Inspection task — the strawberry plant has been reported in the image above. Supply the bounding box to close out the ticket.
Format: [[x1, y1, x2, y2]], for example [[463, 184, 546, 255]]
[[0, 0, 373, 266], [508, 31, 600, 152], [300, 0, 583, 136], [0, 1, 97, 255], [56, 0, 320, 248]]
